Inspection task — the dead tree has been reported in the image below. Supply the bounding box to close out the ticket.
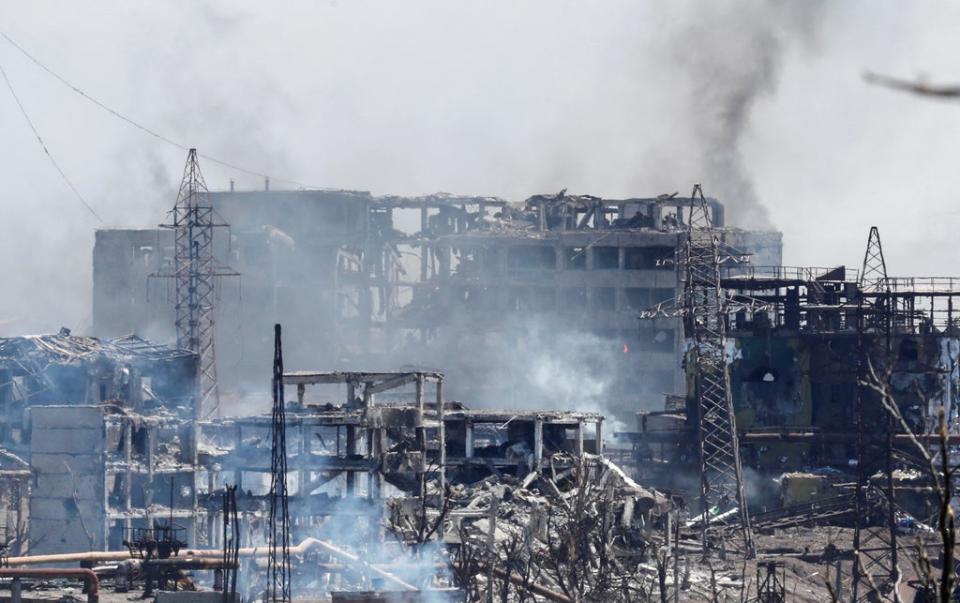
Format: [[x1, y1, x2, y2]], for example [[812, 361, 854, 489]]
[[451, 525, 485, 602], [538, 464, 627, 600], [862, 359, 956, 601]]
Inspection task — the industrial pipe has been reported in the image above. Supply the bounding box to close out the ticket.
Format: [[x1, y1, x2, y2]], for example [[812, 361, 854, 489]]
[[6, 538, 419, 593], [141, 558, 238, 570], [0, 568, 99, 603], [740, 431, 960, 444], [3, 551, 130, 567], [185, 538, 419, 592], [623, 430, 960, 445]]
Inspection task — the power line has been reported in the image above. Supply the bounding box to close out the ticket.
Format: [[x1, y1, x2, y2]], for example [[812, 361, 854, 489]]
[[0, 58, 105, 225], [0, 30, 327, 190]]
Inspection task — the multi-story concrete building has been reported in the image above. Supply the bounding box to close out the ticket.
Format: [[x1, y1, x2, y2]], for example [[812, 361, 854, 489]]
[[93, 188, 781, 422]]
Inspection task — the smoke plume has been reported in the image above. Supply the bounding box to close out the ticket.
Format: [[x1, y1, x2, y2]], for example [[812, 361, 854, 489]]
[[669, 2, 825, 229]]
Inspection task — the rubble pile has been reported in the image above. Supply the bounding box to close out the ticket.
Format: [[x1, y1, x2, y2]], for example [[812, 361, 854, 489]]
[[389, 454, 672, 601]]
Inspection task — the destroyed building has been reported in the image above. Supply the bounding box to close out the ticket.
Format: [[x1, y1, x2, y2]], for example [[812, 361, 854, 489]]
[[0, 334, 200, 556], [631, 263, 960, 507], [11, 168, 956, 601], [92, 188, 781, 420]]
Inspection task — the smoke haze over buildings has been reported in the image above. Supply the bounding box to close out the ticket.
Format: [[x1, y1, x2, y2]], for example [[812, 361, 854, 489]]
[[2, 1, 960, 337]]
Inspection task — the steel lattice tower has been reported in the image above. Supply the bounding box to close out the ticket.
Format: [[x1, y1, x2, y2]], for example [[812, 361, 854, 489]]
[[267, 324, 291, 603], [858, 226, 888, 293], [851, 226, 899, 600], [682, 184, 754, 557], [156, 149, 237, 419]]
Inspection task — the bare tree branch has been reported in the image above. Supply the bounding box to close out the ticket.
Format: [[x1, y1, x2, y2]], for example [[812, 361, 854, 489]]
[[864, 71, 960, 99]]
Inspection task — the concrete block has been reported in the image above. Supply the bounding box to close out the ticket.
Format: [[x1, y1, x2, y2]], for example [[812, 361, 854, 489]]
[[29, 497, 102, 522], [32, 474, 102, 499], [28, 518, 102, 553], [31, 429, 104, 454], [29, 406, 103, 430], [31, 453, 102, 475]]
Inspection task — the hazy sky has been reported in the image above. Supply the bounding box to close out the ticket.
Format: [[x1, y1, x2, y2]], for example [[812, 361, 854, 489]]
[[1, 1, 959, 334]]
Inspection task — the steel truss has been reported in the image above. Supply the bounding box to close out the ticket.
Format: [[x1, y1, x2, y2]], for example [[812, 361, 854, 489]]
[[155, 149, 237, 419], [682, 185, 754, 558], [267, 324, 291, 603], [852, 226, 900, 601]]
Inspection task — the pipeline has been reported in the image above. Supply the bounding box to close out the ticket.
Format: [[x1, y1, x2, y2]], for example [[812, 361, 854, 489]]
[[142, 558, 237, 570], [6, 538, 418, 592], [0, 568, 99, 603], [186, 538, 419, 592], [4, 551, 130, 567]]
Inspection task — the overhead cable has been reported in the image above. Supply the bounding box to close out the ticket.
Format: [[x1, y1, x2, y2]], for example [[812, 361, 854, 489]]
[[0, 58, 105, 225], [1, 30, 326, 190]]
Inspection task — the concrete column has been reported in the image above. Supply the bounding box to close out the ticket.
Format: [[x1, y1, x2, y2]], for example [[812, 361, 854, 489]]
[[123, 419, 132, 539], [146, 426, 156, 527], [232, 423, 242, 492], [346, 426, 357, 496], [576, 420, 585, 459], [465, 422, 474, 458], [298, 423, 307, 496], [415, 375, 426, 503], [437, 379, 446, 491], [420, 202, 429, 280], [595, 420, 604, 456], [437, 246, 450, 280], [533, 419, 543, 470], [207, 470, 217, 548], [367, 425, 384, 500]]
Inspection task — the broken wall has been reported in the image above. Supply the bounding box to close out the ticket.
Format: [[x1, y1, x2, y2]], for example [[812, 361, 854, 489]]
[[28, 405, 106, 554]]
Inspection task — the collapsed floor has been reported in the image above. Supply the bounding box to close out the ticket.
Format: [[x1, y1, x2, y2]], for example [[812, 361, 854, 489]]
[[0, 358, 954, 602], [2, 201, 960, 601]]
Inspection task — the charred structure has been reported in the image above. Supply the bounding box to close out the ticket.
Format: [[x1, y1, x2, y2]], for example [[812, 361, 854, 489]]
[[92, 188, 780, 421], [632, 262, 960, 493], [10, 172, 959, 601]]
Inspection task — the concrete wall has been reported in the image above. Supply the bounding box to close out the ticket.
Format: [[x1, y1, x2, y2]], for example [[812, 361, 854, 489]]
[[92, 191, 783, 423], [93, 227, 343, 394], [28, 406, 105, 554]]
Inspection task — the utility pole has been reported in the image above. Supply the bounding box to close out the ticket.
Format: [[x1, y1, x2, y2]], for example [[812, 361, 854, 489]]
[[682, 184, 753, 558], [154, 149, 238, 419]]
